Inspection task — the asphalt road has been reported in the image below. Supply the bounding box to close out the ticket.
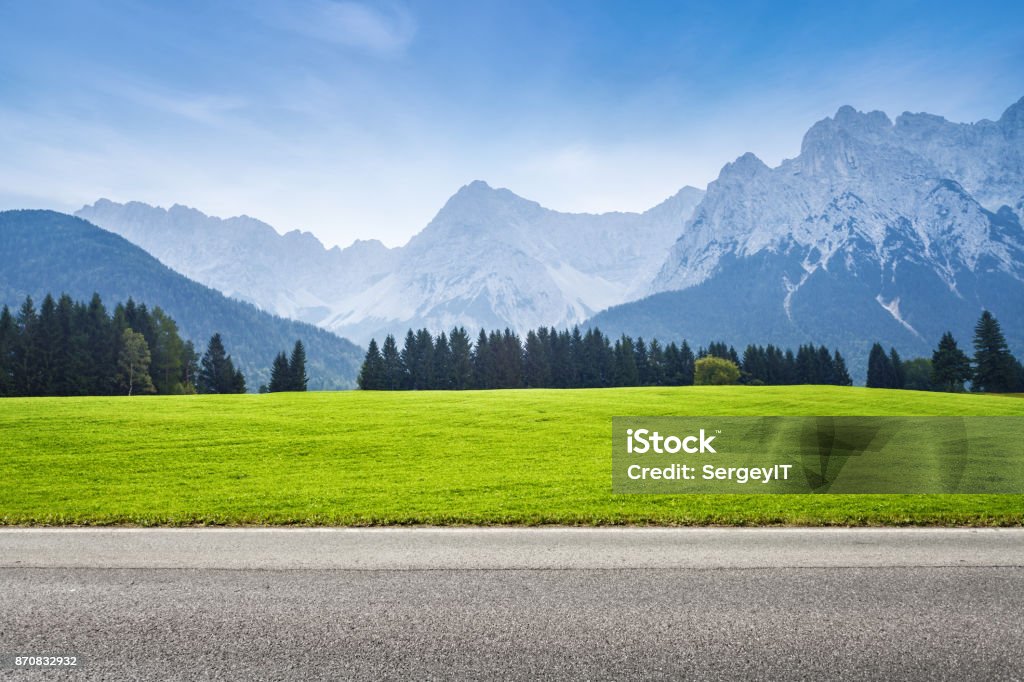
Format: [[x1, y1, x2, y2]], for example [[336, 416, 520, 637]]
[[1, 528, 1023, 680]]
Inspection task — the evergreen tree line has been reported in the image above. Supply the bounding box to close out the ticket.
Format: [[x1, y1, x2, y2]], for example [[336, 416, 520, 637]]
[[264, 340, 309, 393], [358, 326, 853, 390], [866, 311, 1024, 393], [0, 293, 246, 396]]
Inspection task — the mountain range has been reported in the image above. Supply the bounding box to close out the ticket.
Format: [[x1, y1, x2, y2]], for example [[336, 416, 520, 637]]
[[594, 97, 1024, 377], [77, 183, 704, 344], [0, 210, 364, 389], [69, 95, 1024, 383]]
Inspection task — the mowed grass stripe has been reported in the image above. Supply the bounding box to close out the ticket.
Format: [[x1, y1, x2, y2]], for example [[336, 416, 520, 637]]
[[1, 386, 1022, 526]]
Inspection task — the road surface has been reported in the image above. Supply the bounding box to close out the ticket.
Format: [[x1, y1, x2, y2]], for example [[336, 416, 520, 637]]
[[1, 528, 1023, 680]]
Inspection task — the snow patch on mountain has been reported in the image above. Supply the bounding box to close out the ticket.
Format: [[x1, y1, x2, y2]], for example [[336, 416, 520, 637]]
[[875, 295, 922, 339]]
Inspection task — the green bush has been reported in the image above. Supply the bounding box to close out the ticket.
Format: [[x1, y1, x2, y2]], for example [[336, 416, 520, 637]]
[[694, 356, 741, 385]]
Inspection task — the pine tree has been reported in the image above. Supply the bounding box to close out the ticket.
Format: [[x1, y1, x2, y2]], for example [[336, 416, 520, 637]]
[[381, 334, 405, 390], [472, 329, 495, 389], [269, 352, 291, 392], [51, 294, 83, 395], [357, 339, 385, 390], [765, 345, 785, 385], [705, 342, 733, 361], [197, 333, 244, 393], [971, 311, 1016, 392], [1013, 359, 1024, 393], [664, 341, 696, 386], [487, 330, 504, 387], [122, 298, 136, 327], [198, 333, 227, 394], [598, 330, 616, 386], [36, 294, 61, 395], [524, 330, 551, 388], [634, 338, 651, 385], [795, 344, 818, 384], [495, 329, 522, 388], [741, 345, 766, 384], [866, 343, 893, 388], [0, 306, 14, 396], [289, 340, 308, 391], [232, 368, 247, 394], [123, 299, 155, 351], [817, 346, 836, 385], [449, 327, 473, 390], [402, 330, 421, 389], [433, 332, 452, 389], [117, 328, 155, 396], [84, 293, 115, 395], [568, 327, 584, 386], [647, 339, 665, 386], [492, 329, 505, 386], [50, 294, 72, 395], [65, 295, 93, 395], [579, 329, 607, 387], [889, 348, 905, 389], [678, 341, 695, 386], [111, 302, 129, 334], [550, 329, 574, 388], [663, 343, 680, 385], [931, 332, 972, 392], [782, 349, 797, 385], [13, 296, 40, 396], [411, 329, 435, 390], [536, 327, 551, 384], [833, 350, 852, 386], [614, 335, 639, 386]]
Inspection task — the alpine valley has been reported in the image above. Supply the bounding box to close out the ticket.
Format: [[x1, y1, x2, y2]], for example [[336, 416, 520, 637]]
[[74, 96, 1024, 381]]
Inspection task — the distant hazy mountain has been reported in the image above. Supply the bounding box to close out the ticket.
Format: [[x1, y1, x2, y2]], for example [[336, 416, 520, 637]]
[[0, 210, 364, 389], [77, 182, 703, 343], [592, 97, 1024, 379], [76, 200, 396, 327], [321, 181, 704, 342]]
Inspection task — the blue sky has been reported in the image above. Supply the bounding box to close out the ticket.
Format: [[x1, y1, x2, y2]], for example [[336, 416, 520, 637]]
[[1, 0, 1022, 247]]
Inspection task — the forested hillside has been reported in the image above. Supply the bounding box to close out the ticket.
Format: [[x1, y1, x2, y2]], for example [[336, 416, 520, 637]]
[[0, 210, 363, 389]]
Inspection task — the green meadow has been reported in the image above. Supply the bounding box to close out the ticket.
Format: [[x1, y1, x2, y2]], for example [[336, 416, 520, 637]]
[[1, 386, 1022, 526]]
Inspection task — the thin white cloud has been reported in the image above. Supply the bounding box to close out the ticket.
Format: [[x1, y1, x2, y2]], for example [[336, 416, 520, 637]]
[[97, 78, 250, 127], [273, 1, 416, 56]]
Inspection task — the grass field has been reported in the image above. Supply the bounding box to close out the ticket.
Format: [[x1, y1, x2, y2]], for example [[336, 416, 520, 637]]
[[2, 386, 1023, 526]]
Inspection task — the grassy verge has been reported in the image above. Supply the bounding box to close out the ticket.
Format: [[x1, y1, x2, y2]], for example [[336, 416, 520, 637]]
[[1, 386, 1022, 526]]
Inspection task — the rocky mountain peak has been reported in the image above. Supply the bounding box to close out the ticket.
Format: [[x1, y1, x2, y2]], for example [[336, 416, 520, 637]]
[[426, 180, 544, 236], [833, 105, 892, 132], [643, 185, 706, 222], [999, 95, 1024, 132], [800, 106, 894, 160], [717, 152, 770, 182]]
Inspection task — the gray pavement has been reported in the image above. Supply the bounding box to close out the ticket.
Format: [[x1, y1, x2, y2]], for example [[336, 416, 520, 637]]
[[1, 528, 1023, 680], [3, 527, 1024, 570]]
